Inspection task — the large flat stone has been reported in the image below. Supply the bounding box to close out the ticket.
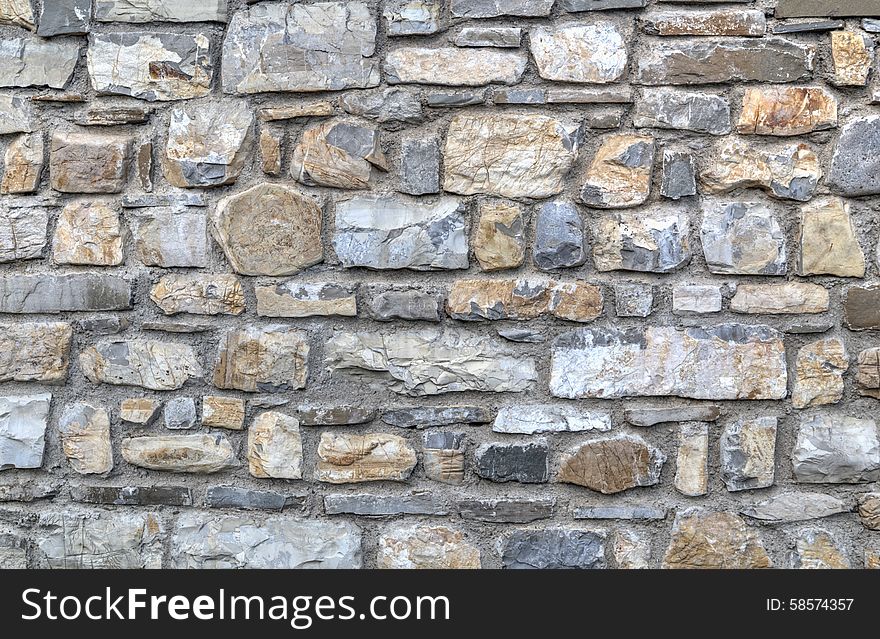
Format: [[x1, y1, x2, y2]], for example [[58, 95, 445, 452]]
[[0, 323, 72, 383], [0, 37, 80, 88], [38, 0, 91, 36], [845, 285, 880, 330], [475, 441, 549, 483], [1, 134, 44, 194], [700, 201, 787, 275], [131, 209, 208, 268], [662, 510, 772, 568], [493, 405, 610, 434], [95, 0, 227, 22], [122, 434, 237, 473], [0, 93, 32, 134], [502, 529, 606, 569], [580, 134, 655, 209], [50, 132, 131, 194], [0, 394, 51, 471], [378, 525, 480, 569], [451, 0, 554, 17], [530, 22, 627, 84], [385, 47, 527, 86], [558, 435, 665, 494], [592, 208, 691, 272], [737, 86, 837, 136], [58, 402, 113, 475], [793, 415, 880, 484], [446, 278, 602, 322], [291, 120, 387, 189], [80, 339, 202, 390], [634, 89, 731, 134], [742, 492, 850, 524], [317, 432, 417, 483], [213, 326, 308, 393], [0, 275, 131, 314]]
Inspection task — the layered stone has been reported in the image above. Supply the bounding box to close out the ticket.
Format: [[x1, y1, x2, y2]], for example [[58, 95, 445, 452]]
[[291, 120, 387, 189], [492, 405, 610, 434], [792, 338, 848, 408], [742, 492, 850, 525], [858, 493, 880, 530], [0, 274, 131, 314], [131, 209, 208, 268], [451, 0, 554, 17], [150, 274, 244, 316], [720, 417, 777, 492], [673, 285, 722, 314], [475, 441, 549, 483], [633, 89, 731, 135], [580, 134, 655, 209], [0, 37, 80, 88], [529, 22, 627, 84], [316, 433, 417, 483], [213, 326, 308, 393], [256, 282, 356, 318], [384, 0, 444, 36], [856, 348, 880, 398], [592, 208, 691, 273], [502, 529, 606, 569], [80, 340, 202, 390], [641, 10, 766, 36], [248, 412, 303, 480], [446, 278, 602, 322], [95, 0, 227, 22], [384, 47, 526, 86], [423, 432, 465, 485], [558, 435, 665, 494], [675, 423, 708, 497], [202, 396, 245, 430], [58, 402, 113, 475], [120, 399, 160, 425], [122, 434, 237, 473], [737, 86, 837, 136]]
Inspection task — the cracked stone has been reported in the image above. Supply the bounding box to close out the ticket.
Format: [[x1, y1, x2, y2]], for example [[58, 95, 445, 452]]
[[0, 323, 72, 383], [625, 405, 721, 427], [641, 9, 766, 36], [202, 396, 244, 430], [460, 498, 554, 523], [150, 274, 244, 316], [856, 347, 880, 398], [502, 529, 606, 569], [792, 338, 848, 408], [476, 441, 549, 483], [474, 201, 525, 271], [213, 326, 308, 393], [534, 201, 586, 270], [131, 209, 207, 268], [80, 339, 202, 390], [493, 405, 610, 434], [38, 0, 91, 36], [720, 416, 777, 491], [95, 0, 227, 22], [559, 435, 665, 494], [58, 402, 112, 475], [580, 134, 655, 209], [592, 208, 691, 273], [447, 278, 602, 322], [423, 432, 465, 485], [248, 411, 303, 480], [662, 510, 772, 568], [382, 406, 491, 429], [730, 283, 829, 314], [50, 132, 131, 194], [0, 394, 51, 470], [368, 289, 442, 322], [700, 201, 787, 275], [1, 134, 44, 194], [0, 274, 131, 314], [0, 0, 34, 29], [530, 21, 627, 84], [257, 282, 356, 318], [317, 432, 417, 483], [120, 398, 160, 425], [0, 37, 80, 88], [634, 89, 731, 135], [742, 492, 850, 524], [611, 530, 651, 569], [737, 86, 837, 136], [341, 88, 423, 123], [386, 46, 528, 87], [122, 434, 237, 473], [453, 26, 521, 47], [832, 31, 874, 86], [0, 93, 32, 134], [384, 0, 445, 36], [799, 197, 865, 277], [791, 530, 850, 569], [291, 120, 386, 189], [858, 493, 880, 530], [52, 201, 123, 266], [793, 415, 880, 484], [378, 525, 480, 569]]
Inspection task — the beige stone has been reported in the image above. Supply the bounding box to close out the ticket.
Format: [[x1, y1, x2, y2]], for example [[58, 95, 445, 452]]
[[80, 340, 202, 390], [316, 432, 417, 483], [798, 197, 865, 277], [473, 201, 525, 271], [150, 274, 245, 316], [663, 510, 772, 569], [52, 201, 124, 266], [0, 322, 72, 383], [259, 128, 282, 176], [858, 493, 880, 531], [737, 86, 837, 136], [447, 278, 602, 323], [731, 283, 829, 314], [557, 435, 665, 495], [58, 402, 113, 475], [866, 549, 880, 569], [378, 525, 481, 569], [50, 132, 131, 194], [1, 133, 44, 194], [0, 0, 35, 29], [213, 326, 309, 393], [832, 31, 874, 86], [792, 530, 850, 569], [248, 411, 303, 480], [580, 134, 654, 209], [212, 184, 323, 276], [856, 347, 880, 399], [290, 120, 386, 189], [642, 9, 766, 37], [0, 205, 47, 261], [384, 47, 527, 86], [120, 398, 160, 425], [792, 338, 848, 409], [530, 22, 627, 84], [122, 434, 237, 473], [675, 423, 708, 497], [201, 396, 245, 430], [256, 282, 356, 318], [258, 102, 335, 121], [611, 530, 651, 569]]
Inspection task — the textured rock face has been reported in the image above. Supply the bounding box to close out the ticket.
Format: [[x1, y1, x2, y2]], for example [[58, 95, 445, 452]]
[[316, 433, 417, 483], [502, 529, 606, 569], [122, 434, 237, 473], [799, 198, 865, 277], [378, 525, 481, 569], [334, 196, 467, 270], [38, 0, 91, 36], [730, 283, 829, 314], [530, 22, 627, 84], [213, 184, 322, 276], [443, 113, 580, 198], [257, 282, 356, 318], [291, 120, 387, 189], [675, 422, 708, 497], [0, 0, 34, 29], [580, 134, 655, 209], [792, 338, 848, 408], [326, 329, 537, 396], [248, 412, 303, 480], [1, 134, 44, 194], [720, 417, 777, 492], [0, 94, 33, 134], [51, 132, 131, 194], [95, 0, 227, 23], [474, 201, 525, 271], [202, 396, 245, 430], [831, 31, 873, 86], [592, 208, 691, 273], [58, 403, 113, 475], [663, 510, 772, 569], [550, 325, 787, 400], [642, 9, 766, 36], [737, 86, 837, 136], [0, 37, 80, 88], [131, 209, 207, 268], [80, 340, 202, 390], [400, 137, 439, 195], [0, 206, 47, 261], [476, 441, 549, 483], [700, 202, 786, 275], [493, 405, 610, 434], [222, 2, 378, 94], [172, 515, 361, 569], [828, 116, 880, 196], [533, 201, 586, 270], [742, 492, 850, 525], [150, 274, 244, 316], [52, 201, 124, 266], [384, 1, 445, 36], [791, 529, 850, 569], [793, 415, 880, 484], [446, 278, 602, 322], [634, 89, 731, 135], [0, 323, 72, 383], [845, 285, 880, 330], [558, 435, 665, 494], [0, 274, 131, 314], [385, 47, 527, 86], [0, 394, 51, 470], [858, 493, 880, 531], [213, 326, 308, 393], [856, 348, 880, 398]]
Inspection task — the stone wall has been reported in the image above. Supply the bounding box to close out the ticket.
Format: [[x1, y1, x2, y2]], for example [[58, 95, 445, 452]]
[[1, 0, 879, 570]]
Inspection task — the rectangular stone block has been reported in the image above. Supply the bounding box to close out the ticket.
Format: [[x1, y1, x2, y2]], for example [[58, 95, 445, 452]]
[[0, 274, 131, 314]]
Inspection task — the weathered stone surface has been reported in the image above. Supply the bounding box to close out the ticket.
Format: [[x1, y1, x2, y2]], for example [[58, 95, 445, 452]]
[[534, 201, 586, 270], [0, 93, 32, 134], [400, 137, 439, 196], [317, 432, 417, 483], [444, 113, 580, 198], [593, 208, 691, 273], [75, 105, 151, 127], [700, 139, 820, 201], [454, 26, 521, 47], [71, 486, 191, 507], [51, 132, 131, 194], [502, 529, 606, 569], [625, 405, 721, 427], [385, 47, 526, 87], [35, 512, 163, 569], [730, 283, 829, 314], [530, 22, 627, 84], [384, 0, 444, 36], [248, 411, 302, 480], [341, 88, 422, 124], [426, 90, 486, 107], [291, 120, 387, 189], [256, 282, 355, 318], [701, 202, 786, 275], [222, 2, 378, 94], [213, 184, 322, 276], [259, 128, 282, 176], [476, 441, 549, 483], [258, 102, 335, 122], [163, 397, 196, 430], [150, 274, 244, 316], [451, 0, 553, 17], [205, 487, 304, 511], [798, 198, 865, 277], [856, 348, 880, 398], [120, 398, 160, 425], [742, 492, 850, 524], [611, 529, 651, 569], [829, 116, 880, 197], [88, 32, 212, 101], [793, 415, 880, 484], [38, 0, 91, 36], [459, 498, 554, 523], [774, 19, 845, 33], [326, 329, 537, 396], [562, 0, 646, 9], [0, 482, 58, 502], [382, 406, 491, 429], [737, 86, 837, 136], [615, 284, 653, 317], [1, 134, 44, 194], [634, 89, 731, 135], [776, 0, 880, 17], [213, 326, 308, 393], [498, 328, 546, 343], [447, 278, 603, 323], [201, 396, 244, 430], [559, 435, 665, 494], [163, 101, 252, 188], [673, 285, 722, 314], [791, 529, 850, 569], [52, 201, 123, 266], [642, 10, 766, 36], [0, 323, 72, 383], [858, 493, 880, 530], [675, 423, 708, 497], [580, 134, 654, 209], [423, 432, 465, 485], [131, 209, 208, 268], [867, 549, 880, 569], [0, 394, 51, 470], [95, 0, 227, 22], [81, 340, 201, 391], [474, 201, 525, 271], [792, 338, 848, 408], [173, 515, 361, 569], [635, 38, 814, 85], [324, 493, 448, 516], [378, 525, 480, 569], [0, 37, 79, 88], [493, 405, 610, 434], [123, 434, 236, 473], [721, 417, 777, 492], [0, 274, 131, 314], [369, 290, 442, 322], [662, 510, 772, 569], [574, 506, 666, 521], [0, 0, 34, 29], [831, 31, 873, 86], [845, 285, 880, 330], [551, 325, 787, 400], [334, 196, 467, 270], [58, 402, 112, 475]]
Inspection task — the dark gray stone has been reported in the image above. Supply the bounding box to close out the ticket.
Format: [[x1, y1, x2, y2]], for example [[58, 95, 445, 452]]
[[458, 498, 555, 523], [70, 486, 193, 507], [451, 0, 554, 17], [634, 89, 731, 135], [369, 290, 443, 322], [786, 322, 834, 334], [382, 406, 492, 428], [614, 284, 654, 318], [0, 275, 132, 314], [38, 0, 91, 36], [776, 1, 880, 18], [426, 91, 486, 107], [164, 397, 197, 430], [624, 405, 721, 427], [498, 328, 546, 343], [323, 494, 449, 516], [424, 432, 465, 450], [205, 486, 307, 511], [75, 317, 130, 336], [297, 406, 377, 426], [660, 150, 697, 200], [493, 89, 546, 104], [584, 109, 624, 129], [533, 201, 586, 271], [400, 138, 440, 196], [341, 88, 422, 123], [828, 116, 880, 197], [0, 482, 59, 502], [774, 20, 845, 33], [502, 529, 606, 569], [574, 506, 667, 520], [561, 0, 646, 10], [475, 441, 549, 483]]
